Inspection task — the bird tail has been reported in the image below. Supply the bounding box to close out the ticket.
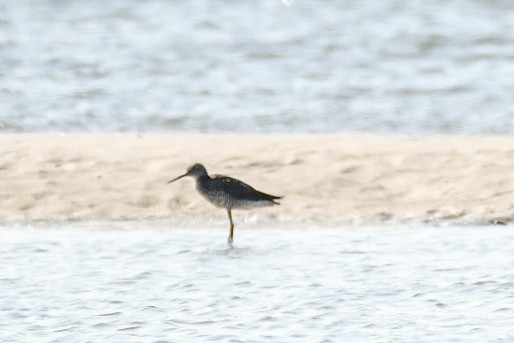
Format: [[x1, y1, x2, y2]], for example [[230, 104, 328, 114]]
[[270, 194, 282, 205], [259, 191, 282, 204]]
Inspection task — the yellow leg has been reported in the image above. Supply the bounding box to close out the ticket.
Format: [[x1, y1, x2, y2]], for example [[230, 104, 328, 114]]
[[227, 208, 234, 246]]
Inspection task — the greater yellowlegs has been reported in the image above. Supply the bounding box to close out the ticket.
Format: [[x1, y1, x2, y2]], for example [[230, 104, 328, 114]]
[[167, 163, 281, 245]]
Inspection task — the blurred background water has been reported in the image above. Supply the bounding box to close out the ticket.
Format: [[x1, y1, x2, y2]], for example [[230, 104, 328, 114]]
[[1, 0, 514, 134]]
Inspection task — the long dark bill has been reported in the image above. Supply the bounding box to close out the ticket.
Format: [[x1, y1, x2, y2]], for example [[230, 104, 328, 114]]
[[166, 173, 188, 184]]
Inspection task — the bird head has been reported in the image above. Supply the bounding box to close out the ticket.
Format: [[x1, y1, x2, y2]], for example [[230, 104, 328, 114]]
[[167, 163, 208, 184]]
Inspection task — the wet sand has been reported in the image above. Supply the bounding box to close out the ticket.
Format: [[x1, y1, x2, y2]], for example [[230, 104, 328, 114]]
[[0, 134, 513, 225]]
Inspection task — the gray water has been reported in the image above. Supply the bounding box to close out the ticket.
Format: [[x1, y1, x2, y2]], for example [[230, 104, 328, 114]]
[[1, 225, 513, 342], [1, 0, 514, 134]]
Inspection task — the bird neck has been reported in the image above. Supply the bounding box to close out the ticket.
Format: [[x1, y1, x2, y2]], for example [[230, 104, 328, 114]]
[[195, 173, 210, 183]]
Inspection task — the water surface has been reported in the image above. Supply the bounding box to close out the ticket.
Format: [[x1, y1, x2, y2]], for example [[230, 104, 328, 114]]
[[1, 225, 513, 342], [1, 1, 514, 133]]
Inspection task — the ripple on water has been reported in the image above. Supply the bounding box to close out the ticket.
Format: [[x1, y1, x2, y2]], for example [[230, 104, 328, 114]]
[[0, 226, 513, 342]]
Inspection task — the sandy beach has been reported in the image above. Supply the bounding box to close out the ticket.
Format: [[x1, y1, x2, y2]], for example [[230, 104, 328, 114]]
[[0, 133, 513, 225]]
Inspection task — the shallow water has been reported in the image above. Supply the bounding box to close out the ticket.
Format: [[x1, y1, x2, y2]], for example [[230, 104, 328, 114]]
[[1, 225, 513, 342], [1, 1, 514, 134]]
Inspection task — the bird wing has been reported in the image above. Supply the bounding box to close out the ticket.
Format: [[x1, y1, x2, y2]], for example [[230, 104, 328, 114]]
[[212, 175, 281, 202]]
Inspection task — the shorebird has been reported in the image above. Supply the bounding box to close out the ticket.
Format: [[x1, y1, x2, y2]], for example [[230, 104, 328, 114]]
[[167, 163, 281, 245]]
